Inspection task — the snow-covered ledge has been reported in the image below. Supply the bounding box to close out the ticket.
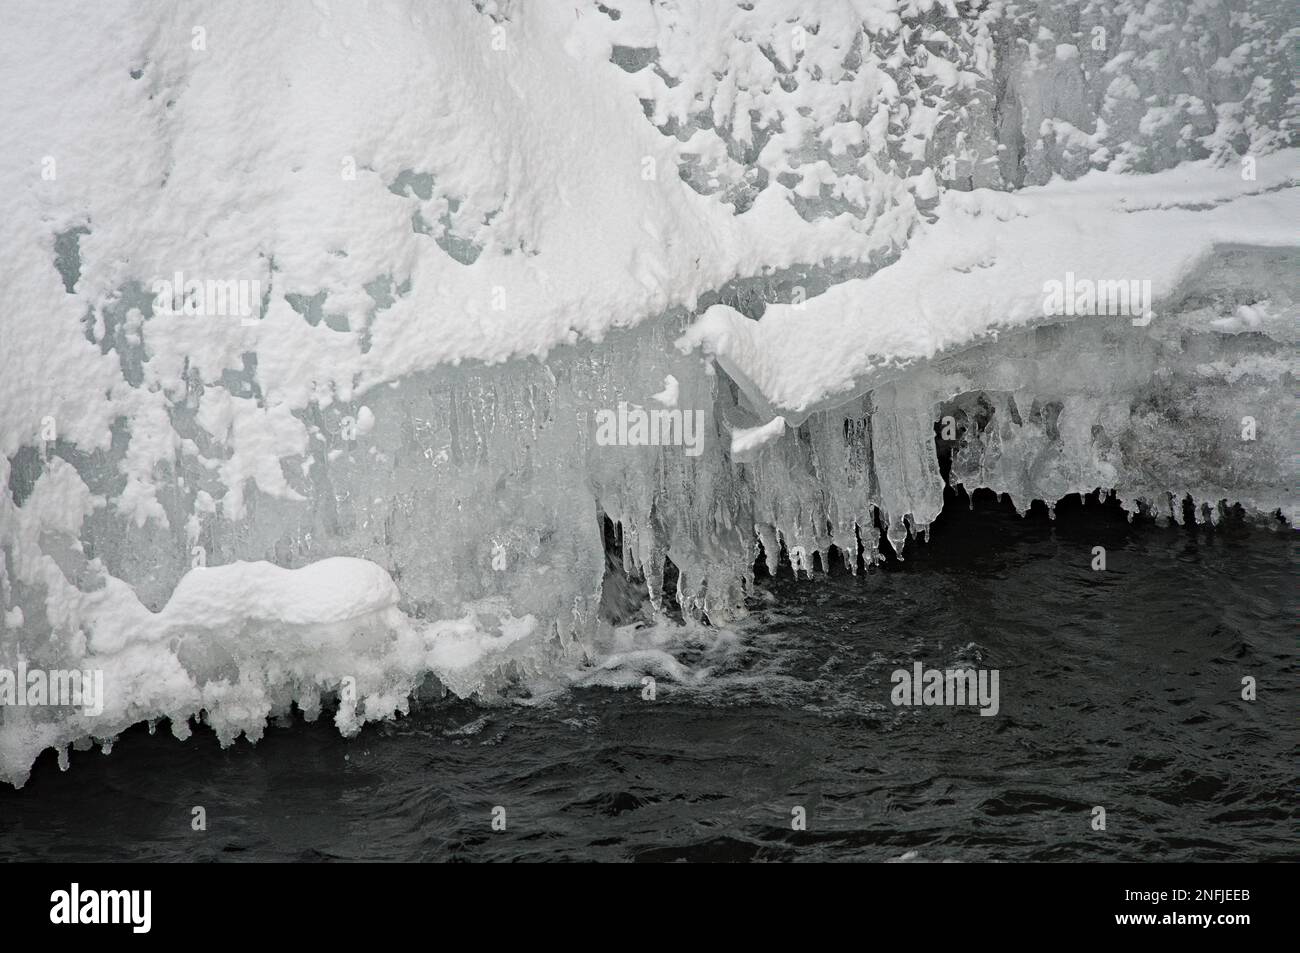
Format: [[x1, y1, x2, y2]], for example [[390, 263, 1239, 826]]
[[677, 153, 1299, 422]]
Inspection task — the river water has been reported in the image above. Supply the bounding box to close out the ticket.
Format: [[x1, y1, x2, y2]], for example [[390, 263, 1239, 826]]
[[1, 491, 1292, 862]]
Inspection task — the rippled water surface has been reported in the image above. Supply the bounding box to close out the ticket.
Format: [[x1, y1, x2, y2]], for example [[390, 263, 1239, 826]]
[[1, 493, 1293, 862]]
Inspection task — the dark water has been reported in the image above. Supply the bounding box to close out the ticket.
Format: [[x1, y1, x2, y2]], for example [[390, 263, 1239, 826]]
[[1, 491, 1293, 862]]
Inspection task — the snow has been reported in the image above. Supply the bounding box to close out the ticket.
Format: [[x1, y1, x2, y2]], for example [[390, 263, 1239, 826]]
[[0, 0, 1294, 786], [730, 417, 788, 463], [0, 552, 559, 786], [677, 153, 1300, 419], [649, 375, 680, 408]]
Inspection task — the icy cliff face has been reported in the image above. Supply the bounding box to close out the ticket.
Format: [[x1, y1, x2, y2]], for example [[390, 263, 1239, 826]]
[[0, 0, 1295, 785]]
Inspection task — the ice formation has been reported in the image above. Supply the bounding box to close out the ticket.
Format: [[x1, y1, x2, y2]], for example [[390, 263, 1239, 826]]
[[0, 0, 1294, 785]]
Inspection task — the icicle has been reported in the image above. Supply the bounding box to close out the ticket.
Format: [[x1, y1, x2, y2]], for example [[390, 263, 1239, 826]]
[[645, 551, 665, 615], [869, 382, 944, 557], [860, 515, 881, 566]]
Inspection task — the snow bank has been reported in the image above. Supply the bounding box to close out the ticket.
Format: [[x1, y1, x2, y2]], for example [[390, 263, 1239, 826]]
[[678, 153, 1299, 418], [0, 555, 559, 787]]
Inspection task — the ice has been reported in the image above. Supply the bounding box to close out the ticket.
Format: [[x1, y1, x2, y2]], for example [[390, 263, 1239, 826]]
[[11, 270, 1289, 785], [1, 0, 1295, 784]]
